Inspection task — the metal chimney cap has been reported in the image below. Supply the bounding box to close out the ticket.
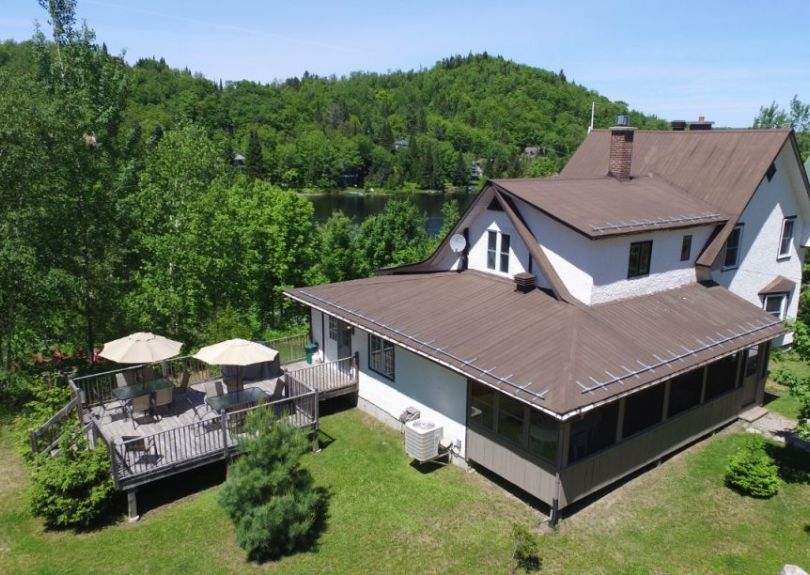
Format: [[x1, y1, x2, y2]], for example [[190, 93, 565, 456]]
[[616, 114, 630, 127]]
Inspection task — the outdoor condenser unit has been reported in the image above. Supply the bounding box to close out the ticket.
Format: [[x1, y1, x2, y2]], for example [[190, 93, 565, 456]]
[[404, 419, 443, 462]]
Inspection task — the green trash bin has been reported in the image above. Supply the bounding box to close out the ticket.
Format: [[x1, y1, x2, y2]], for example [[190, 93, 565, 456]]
[[305, 342, 319, 365]]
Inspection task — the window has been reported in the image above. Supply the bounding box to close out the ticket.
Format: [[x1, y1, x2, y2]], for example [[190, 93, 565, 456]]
[[368, 334, 395, 380], [763, 294, 787, 320], [705, 354, 738, 400], [778, 217, 795, 259], [328, 316, 338, 340], [468, 381, 559, 464], [487, 230, 497, 270], [469, 381, 496, 431], [486, 230, 510, 273], [766, 162, 777, 182], [500, 234, 510, 273], [627, 240, 653, 278], [680, 235, 692, 262], [622, 384, 665, 438], [744, 347, 759, 378], [568, 402, 619, 463], [723, 225, 743, 269], [528, 411, 558, 462], [667, 369, 704, 417]]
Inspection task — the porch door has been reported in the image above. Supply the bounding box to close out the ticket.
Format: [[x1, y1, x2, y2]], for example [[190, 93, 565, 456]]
[[741, 347, 760, 406], [337, 320, 352, 359]]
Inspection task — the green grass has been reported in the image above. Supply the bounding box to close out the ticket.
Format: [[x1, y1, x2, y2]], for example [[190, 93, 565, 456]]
[[2, 411, 809, 574], [767, 354, 809, 419]]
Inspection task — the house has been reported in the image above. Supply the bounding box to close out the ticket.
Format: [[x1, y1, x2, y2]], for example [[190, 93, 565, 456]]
[[284, 122, 810, 521]]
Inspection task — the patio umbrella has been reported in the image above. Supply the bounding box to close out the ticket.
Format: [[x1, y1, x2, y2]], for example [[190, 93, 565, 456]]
[[99, 332, 183, 364], [192, 339, 279, 389]]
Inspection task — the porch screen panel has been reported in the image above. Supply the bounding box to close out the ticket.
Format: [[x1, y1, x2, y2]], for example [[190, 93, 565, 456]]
[[622, 384, 665, 437], [667, 368, 703, 417], [568, 402, 619, 463], [469, 381, 496, 431], [497, 394, 525, 445], [528, 410, 558, 463], [705, 354, 738, 400]]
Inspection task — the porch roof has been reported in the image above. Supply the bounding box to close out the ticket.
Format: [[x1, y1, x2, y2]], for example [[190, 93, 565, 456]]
[[285, 271, 783, 419]]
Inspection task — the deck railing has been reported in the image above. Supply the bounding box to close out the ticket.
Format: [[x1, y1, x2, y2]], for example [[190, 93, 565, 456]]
[[102, 388, 318, 487], [262, 333, 309, 364], [29, 393, 81, 454], [286, 356, 357, 397]]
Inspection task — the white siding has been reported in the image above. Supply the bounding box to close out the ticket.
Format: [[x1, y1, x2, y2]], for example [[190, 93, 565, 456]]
[[712, 146, 807, 345], [354, 328, 469, 457], [467, 209, 531, 280]]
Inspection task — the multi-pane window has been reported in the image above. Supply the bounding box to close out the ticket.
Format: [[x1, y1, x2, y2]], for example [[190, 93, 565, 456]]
[[627, 240, 652, 278], [500, 234, 510, 273], [667, 369, 704, 418], [469, 382, 496, 431], [368, 334, 395, 380], [723, 224, 743, 268], [778, 217, 795, 259], [328, 316, 339, 340], [680, 235, 692, 262], [487, 230, 497, 270], [486, 230, 510, 273], [764, 294, 787, 320]]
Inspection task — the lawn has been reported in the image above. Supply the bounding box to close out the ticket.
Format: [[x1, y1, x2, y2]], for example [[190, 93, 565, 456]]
[[1, 409, 809, 574], [766, 354, 809, 420]]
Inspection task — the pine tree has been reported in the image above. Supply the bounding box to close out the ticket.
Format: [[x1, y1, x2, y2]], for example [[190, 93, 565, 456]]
[[246, 129, 264, 180]]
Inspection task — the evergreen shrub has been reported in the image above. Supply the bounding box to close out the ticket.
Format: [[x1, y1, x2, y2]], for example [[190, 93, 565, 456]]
[[725, 436, 781, 498]]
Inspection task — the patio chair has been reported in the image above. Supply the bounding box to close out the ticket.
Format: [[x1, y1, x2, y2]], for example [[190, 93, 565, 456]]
[[153, 386, 173, 419], [269, 375, 287, 401], [118, 435, 158, 472], [141, 365, 156, 384], [125, 393, 153, 427]]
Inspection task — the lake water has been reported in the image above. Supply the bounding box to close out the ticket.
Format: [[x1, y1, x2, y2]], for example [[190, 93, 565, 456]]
[[305, 190, 475, 236]]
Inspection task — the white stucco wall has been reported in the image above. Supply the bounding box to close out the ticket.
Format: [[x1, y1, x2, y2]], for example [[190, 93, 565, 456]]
[[311, 309, 337, 361], [355, 331, 469, 457], [712, 145, 808, 344], [589, 226, 713, 304], [467, 209, 536, 283], [513, 196, 714, 305]]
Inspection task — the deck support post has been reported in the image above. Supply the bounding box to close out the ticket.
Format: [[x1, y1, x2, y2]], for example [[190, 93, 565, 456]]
[[127, 489, 139, 522], [220, 412, 229, 460], [312, 389, 321, 452]]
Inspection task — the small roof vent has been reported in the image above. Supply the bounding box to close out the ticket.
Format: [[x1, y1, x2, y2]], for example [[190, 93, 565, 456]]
[[513, 272, 536, 293], [670, 120, 687, 131]]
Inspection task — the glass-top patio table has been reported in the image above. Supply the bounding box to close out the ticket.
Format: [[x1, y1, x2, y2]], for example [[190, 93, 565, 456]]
[[112, 378, 173, 401], [206, 387, 267, 413]]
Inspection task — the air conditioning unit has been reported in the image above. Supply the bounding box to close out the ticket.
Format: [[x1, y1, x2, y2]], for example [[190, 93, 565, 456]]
[[405, 419, 443, 462]]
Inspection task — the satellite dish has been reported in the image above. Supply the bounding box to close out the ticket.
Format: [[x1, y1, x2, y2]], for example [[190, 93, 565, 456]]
[[449, 234, 467, 253]]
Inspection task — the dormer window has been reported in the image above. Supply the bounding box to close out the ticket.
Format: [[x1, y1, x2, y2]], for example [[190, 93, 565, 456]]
[[722, 224, 743, 269], [778, 216, 795, 259], [487, 230, 510, 273], [627, 240, 652, 278], [680, 235, 692, 262]]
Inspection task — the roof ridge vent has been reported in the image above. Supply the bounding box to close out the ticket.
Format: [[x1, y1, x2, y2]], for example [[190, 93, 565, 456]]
[[513, 272, 536, 293]]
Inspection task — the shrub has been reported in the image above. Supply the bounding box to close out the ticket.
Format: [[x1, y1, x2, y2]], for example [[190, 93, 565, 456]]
[[29, 433, 115, 529], [219, 408, 328, 561], [725, 436, 781, 498], [795, 421, 810, 441], [510, 522, 542, 573]]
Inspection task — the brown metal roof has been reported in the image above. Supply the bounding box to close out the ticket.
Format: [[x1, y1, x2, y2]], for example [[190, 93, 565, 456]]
[[285, 271, 783, 419], [491, 176, 727, 238], [560, 129, 795, 265], [759, 275, 797, 295], [561, 129, 791, 213]]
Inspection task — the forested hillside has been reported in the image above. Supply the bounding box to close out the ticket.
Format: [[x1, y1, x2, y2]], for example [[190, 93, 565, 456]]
[[0, 1, 668, 398], [2, 40, 667, 190]]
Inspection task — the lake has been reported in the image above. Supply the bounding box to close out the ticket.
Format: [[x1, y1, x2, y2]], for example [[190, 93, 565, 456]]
[[304, 190, 475, 236]]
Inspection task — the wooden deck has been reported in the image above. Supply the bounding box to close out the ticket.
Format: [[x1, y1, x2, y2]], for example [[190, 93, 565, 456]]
[[24, 349, 363, 502]]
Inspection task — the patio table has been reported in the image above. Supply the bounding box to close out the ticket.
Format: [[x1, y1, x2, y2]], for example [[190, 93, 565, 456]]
[[112, 378, 173, 401], [206, 387, 266, 413]]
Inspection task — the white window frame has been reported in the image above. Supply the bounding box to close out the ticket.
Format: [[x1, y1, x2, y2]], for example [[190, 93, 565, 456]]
[[778, 216, 796, 260], [485, 229, 510, 274], [328, 316, 339, 341], [368, 334, 395, 381], [763, 293, 787, 320], [722, 224, 743, 270]]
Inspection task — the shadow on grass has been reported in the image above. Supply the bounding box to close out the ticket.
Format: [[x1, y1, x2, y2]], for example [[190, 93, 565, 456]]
[[762, 390, 779, 408], [469, 463, 552, 518], [318, 394, 357, 417], [408, 455, 451, 474], [764, 442, 810, 485], [135, 460, 229, 519], [315, 429, 336, 451], [804, 524, 810, 535]]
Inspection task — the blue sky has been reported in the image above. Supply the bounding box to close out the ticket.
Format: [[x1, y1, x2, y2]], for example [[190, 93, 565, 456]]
[[3, 0, 809, 127]]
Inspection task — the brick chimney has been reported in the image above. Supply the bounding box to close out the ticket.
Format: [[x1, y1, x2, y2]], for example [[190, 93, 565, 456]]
[[608, 116, 635, 180]]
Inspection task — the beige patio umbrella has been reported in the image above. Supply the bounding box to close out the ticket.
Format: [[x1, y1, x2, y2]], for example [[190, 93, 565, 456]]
[[192, 339, 279, 389], [99, 332, 183, 364]]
